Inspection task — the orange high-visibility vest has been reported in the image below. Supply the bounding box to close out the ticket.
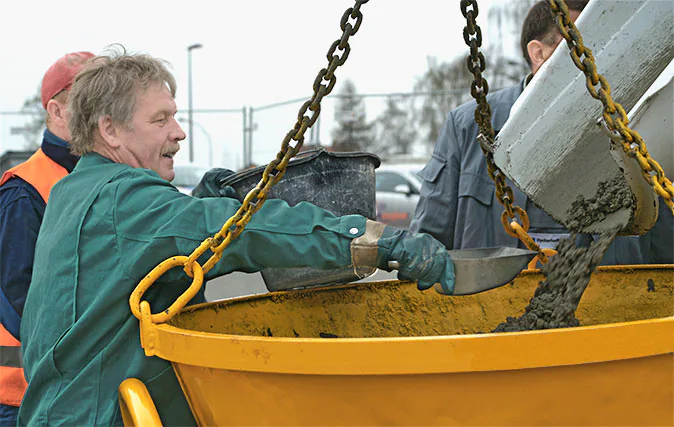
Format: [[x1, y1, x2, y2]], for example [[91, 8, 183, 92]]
[[0, 148, 67, 202], [0, 148, 67, 406], [0, 326, 27, 407]]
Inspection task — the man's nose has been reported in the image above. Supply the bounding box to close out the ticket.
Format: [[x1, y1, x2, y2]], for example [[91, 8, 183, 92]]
[[172, 119, 187, 141]]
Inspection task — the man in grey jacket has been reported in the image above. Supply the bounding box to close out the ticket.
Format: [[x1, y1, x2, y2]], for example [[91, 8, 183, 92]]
[[410, 0, 673, 264], [410, 1, 585, 252]]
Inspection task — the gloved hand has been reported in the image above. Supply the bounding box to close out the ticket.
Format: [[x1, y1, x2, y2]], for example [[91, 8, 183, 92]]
[[351, 221, 455, 294], [191, 168, 243, 201]]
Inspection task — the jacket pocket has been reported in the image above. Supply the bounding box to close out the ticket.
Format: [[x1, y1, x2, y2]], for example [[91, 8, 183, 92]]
[[418, 155, 445, 183], [458, 172, 494, 206], [48, 351, 101, 426]]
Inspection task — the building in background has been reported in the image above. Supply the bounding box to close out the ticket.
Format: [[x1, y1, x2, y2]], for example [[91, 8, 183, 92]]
[[0, 151, 32, 175]]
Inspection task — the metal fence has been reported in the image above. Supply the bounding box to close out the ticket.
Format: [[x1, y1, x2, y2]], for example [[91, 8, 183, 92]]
[[0, 89, 474, 172]]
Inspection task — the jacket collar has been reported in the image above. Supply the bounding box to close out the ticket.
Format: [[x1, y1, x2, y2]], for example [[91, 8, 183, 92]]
[[41, 129, 79, 172], [74, 152, 116, 171]]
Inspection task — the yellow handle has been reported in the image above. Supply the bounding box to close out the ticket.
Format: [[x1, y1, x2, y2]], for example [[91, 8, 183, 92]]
[[508, 220, 557, 267], [527, 248, 558, 270], [118, 378, 162, 427]]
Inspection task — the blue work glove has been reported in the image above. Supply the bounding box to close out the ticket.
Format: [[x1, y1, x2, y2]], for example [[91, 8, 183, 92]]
[[191, 168, 242, 202], [375, 226, 455, 294]]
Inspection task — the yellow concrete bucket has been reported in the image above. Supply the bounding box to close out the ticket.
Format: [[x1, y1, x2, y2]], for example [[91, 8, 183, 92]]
[[126, 265, 674, 426]]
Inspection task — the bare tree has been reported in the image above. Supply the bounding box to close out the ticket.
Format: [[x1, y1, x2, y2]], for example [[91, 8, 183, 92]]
[[372, 96, 417, 158], [412, 56, 473, 147], [411, 2, 534, 150], [20, 88, 45, 150], [485, 0, 534, 88], [331, 79, 373, 152]]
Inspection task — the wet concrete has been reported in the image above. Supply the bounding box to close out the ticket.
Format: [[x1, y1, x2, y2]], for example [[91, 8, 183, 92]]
[[566, 175, 634, 231], [492, 228, 619, 332], [492, 174, 634, 332]]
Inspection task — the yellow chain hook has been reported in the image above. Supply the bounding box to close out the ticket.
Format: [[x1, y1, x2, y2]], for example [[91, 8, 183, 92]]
[[129, 256, 204, 323]]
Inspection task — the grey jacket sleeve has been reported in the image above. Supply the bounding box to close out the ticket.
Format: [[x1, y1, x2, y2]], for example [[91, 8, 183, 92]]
[[408, 111, 461, 249], [601, 200, 674, 265]]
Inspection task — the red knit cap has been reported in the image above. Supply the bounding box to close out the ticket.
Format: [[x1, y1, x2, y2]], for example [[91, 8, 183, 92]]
[[40, 51, 95, 109]]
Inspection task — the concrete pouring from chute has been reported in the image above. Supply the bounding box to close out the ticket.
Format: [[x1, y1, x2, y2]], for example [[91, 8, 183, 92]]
[[493, 0, 673, 236]]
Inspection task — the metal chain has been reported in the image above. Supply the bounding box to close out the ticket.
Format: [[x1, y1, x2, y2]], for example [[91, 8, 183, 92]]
[[460, 0, 549, 264], [548, 0, 674, 214], [130, 0, 370, 323]]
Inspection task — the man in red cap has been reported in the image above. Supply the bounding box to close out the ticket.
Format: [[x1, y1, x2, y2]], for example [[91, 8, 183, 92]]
[[0, 51, 93, 425]]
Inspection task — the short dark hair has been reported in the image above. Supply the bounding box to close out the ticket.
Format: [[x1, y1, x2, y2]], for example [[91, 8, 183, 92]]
[[520, 0, 589, 67]]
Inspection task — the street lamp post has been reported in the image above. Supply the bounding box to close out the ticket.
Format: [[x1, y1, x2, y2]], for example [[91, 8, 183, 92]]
[[178, 118, 213, 167], [187, 43, 203, 163]]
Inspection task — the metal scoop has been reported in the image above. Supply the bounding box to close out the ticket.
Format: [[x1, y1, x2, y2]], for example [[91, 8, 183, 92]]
[[388, 246, 537, 296]]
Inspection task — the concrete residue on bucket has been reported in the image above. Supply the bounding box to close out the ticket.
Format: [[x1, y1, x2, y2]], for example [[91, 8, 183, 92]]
[[565, 175, 634, 231], [492, 228, 619, 332]]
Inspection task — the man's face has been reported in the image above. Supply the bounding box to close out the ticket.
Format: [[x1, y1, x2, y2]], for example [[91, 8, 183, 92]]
[[540, 9, 582, 67], [116, 83, 185, 181], [530, 9, 582, 74]]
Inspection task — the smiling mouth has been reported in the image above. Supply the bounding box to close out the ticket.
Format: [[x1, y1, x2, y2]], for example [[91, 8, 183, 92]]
[[162, 149, 179, 159]]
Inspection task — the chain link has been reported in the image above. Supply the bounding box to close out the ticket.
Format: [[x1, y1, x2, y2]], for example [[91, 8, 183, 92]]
[[460, 0, 549, 264], [130, 0, 370, 323], [548, 0, 674, 214]]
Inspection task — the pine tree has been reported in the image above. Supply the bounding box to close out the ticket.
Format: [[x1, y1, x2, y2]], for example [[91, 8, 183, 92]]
[[331, 79, 373, 152]]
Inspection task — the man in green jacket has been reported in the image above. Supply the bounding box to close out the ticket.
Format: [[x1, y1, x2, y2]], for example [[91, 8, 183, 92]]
[[19, 48, 454, 425]]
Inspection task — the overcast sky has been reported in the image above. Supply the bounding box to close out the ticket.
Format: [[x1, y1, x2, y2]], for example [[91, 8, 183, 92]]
[[0, 0, 516, 170]]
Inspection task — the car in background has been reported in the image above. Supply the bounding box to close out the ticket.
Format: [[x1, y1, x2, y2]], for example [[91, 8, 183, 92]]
[[172, 164, 211, 195], [375, 162, 426, 228]]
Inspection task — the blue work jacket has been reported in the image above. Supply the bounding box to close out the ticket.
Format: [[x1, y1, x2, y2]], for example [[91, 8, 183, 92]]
[[0, 130, 78, 340]]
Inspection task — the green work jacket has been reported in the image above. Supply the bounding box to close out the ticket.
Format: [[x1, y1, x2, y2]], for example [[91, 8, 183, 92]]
[[19, 153, 366, 426]]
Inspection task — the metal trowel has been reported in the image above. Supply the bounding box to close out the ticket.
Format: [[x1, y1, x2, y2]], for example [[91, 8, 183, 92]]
[[389, 246, 537, 296]]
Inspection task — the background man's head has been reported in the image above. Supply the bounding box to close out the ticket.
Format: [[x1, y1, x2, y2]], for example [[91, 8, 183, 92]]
[[521, 0, 588, 74], [68, 45, 184, 181], [41, 51, 94, 140]]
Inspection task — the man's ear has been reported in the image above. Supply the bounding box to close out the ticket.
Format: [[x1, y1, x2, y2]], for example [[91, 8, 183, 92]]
[[98, 116, 121, 148], [527, 39, 547, 74], [45, 99, 66, 124]]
